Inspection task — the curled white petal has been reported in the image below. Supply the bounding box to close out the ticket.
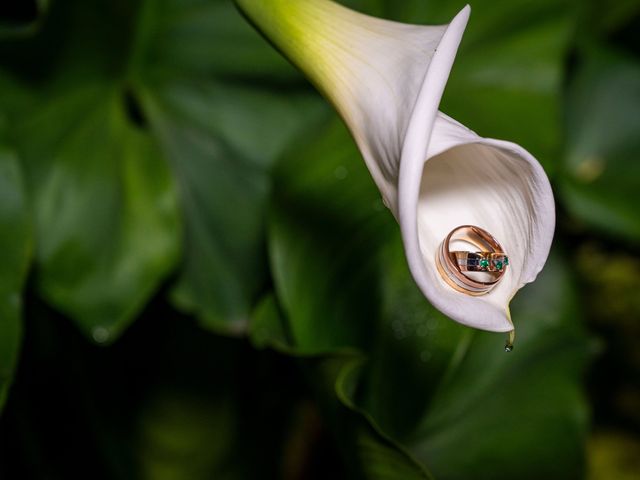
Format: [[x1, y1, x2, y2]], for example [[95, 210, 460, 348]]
[[406, 113, 555, 331], [235, 0, 555, 332]]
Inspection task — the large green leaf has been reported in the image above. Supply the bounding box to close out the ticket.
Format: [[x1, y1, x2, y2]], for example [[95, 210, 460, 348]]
[[267, 118, 591, 478], [306, 355, 433, 480], [268, 119, 394, 353], [140, 80, 324, 333], [0, 144, 31, 410], [14, 85, 180, 342], [0, 0, 181, 341], [250, 297, 432, 479], [559, 49, 640, 242], [133, 0, 325, 333], [129, 0, 300, 81], [357, 249, 591, 480], [0, 0, 322, 338]]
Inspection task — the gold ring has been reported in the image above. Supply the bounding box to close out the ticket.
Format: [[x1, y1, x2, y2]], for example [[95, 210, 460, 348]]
[[435, 225, 508, 296]]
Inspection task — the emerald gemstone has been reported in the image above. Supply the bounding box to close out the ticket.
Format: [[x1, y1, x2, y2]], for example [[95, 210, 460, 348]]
[[495, 260, 504, 270], [504, 257, 509, 266], [479, 259, 489, 269]]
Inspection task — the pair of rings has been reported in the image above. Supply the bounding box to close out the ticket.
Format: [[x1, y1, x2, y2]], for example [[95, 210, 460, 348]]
[[435, 225, 509, 296]]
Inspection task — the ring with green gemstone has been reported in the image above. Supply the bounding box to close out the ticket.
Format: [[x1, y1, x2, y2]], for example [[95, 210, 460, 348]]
[[453, 251, 509, 273], [435, 225, 509, 296]]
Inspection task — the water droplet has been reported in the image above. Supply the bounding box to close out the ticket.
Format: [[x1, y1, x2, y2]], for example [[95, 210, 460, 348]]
[[504, 329, 515, 353], [92, 326, 110, 344], [417, 325, 429, 337], [334, 166, 348, 180]]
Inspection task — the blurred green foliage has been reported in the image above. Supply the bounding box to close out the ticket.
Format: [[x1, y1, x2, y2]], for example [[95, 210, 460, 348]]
[[0, 0, 638, 479], [0, 143, 30, 410]]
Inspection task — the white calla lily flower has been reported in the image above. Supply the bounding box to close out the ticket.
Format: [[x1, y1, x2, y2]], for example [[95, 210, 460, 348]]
[[235, 0, 555, 339]]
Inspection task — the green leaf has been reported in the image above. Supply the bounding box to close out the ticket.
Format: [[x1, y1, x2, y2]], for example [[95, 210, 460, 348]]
[[129, 0, 325, 333], [15, 85, 179, 342], [357, 249, 592, 480], [306, 355, 433, 480], [250, 294, 291, 351], [0, 0, 142, 86], [269, 119, 394, 353], [0, 0, 323, 338], [130, 0, 300, 81], [248, 296, 432, 479], [265, 119, 442, 477], [353, 240, 469, 439], [0, 145, 31, 410], [559, 49, 640, 242], [249, 295, 431, 479], [140, 80, 324, 333], [248, 293, 432, 479]]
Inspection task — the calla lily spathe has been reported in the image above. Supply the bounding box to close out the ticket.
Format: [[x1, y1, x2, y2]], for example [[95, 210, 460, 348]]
[[235, 0, 555, 334]]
